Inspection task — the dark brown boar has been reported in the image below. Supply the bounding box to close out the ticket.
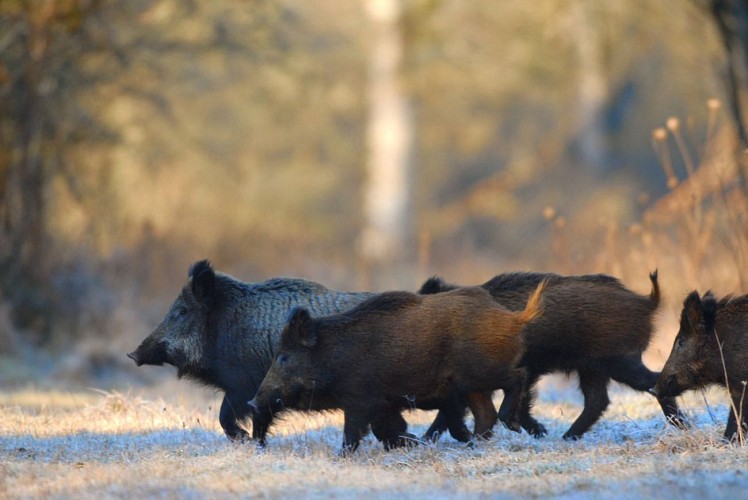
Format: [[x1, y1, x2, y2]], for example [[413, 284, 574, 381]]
[[248, 282, 545, 453], [420, 270, 687, 440], [127, 260, 374, 443], [652, 291, 748, 442]]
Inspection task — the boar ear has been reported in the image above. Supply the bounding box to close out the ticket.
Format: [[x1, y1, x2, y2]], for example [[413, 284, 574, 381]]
[[682, 291, 703, 333], [189, 260, 216, 307], [700, 291, 718, 335], [286, 307, 317, 347], [418, 276, 447, 295]]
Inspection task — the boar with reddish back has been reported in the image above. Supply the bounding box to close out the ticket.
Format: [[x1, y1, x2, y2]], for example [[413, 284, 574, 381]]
[[248, 282, 545, 453]]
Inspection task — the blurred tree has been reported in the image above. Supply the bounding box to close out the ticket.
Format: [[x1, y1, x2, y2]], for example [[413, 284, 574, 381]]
[[702, 0, 748, 149], [571, 0, 608, 171], [0, 0, 119, 340], [359, 0, 415, 287]]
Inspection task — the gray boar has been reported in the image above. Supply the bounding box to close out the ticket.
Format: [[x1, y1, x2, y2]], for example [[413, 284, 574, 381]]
[[420, 271, 687, 440], [127, 260, 374, 443], [652, 291, 748, 442], [248, 283, 545, 453]]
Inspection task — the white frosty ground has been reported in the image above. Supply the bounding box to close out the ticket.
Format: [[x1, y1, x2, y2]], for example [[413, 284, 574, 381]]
[[1, 379, 746, 499]]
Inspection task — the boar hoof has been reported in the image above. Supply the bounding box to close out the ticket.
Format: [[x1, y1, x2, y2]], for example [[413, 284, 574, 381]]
[[668, 412, 690, 430], [383, 433, 421, 451], [474, 429, 494, 441], [421, 431, 440, 443], [527, 422, 548, 438], [502, 419, 522, 434], [225, 429, 250, 443], [562, 431, 583, 441], [337, 445, 358, 458]]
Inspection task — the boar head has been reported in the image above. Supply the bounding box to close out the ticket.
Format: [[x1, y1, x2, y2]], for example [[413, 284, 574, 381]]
[[654, 291, 719, 397], [128, 260, 216, 377], [249, 307, 326, 415]]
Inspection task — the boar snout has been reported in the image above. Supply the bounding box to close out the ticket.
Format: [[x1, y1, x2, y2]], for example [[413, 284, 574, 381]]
[[249, 390, 285, 415], [653, 374, 680, 398], [246, 398, 262, 417], [127, 351, 143, 366], [127, 338, 169, 367]]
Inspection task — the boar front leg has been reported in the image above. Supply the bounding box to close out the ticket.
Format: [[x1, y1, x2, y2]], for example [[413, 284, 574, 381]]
[[725, 385, 748, 443], [609, 354, 688, 429], [436, 394, 475, 443], [370, 408, 419, 451], [219, 394, 250, 442], [341, 408, 370, 454]]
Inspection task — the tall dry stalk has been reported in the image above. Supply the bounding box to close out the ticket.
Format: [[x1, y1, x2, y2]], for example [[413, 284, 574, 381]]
[[713, 327, 746, 446], [647, 100, 748, 292]]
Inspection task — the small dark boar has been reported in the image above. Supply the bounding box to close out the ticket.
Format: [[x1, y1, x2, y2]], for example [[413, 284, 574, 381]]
[[420, 270, 687, 440], [652, 291, 748, 442], [248, 282, 545, 453], [127, 260, 374, 443]]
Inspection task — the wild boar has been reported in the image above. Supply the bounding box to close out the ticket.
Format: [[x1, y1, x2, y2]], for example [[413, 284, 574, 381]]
[[652, 291, 748, 442], [127, 260, 374, 443], [419, 270, 687, 440], [247, 282, 545, 453]]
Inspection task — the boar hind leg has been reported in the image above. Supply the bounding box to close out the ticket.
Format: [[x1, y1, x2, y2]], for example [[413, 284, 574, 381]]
[[422, 410, 451, 442], [219, 395, 250, 442], [503, 371, 546, 438], [436, 397, 473, 443], [371, 409, 418, 451], [497, 368, 530, 434], [467, 391, 497, 439], [563, 370, 610, 440], [609, 355, 688, 429]]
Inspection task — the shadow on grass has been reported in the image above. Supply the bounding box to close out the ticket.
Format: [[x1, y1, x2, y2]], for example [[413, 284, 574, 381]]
[[0, 428, 232, 464]]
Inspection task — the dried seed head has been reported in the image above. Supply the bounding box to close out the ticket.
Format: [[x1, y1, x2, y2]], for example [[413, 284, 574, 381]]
[[707, 98, 721, 111], [543, 206, 556, 220], [666, 117, 680, 132], [652, 128, 667, 142], [667, 176, 678, 189], [554, 216, 566, 229]]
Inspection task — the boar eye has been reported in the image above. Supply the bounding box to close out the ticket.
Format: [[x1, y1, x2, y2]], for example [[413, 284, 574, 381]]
[[277, 354, 288, 364], [175, 307, 188, 317], [676, 336, 685, 348]]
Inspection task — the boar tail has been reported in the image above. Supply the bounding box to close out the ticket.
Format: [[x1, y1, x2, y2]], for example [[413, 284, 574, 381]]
[[517, 279, 546, 325], [648, 270, 660, 306]]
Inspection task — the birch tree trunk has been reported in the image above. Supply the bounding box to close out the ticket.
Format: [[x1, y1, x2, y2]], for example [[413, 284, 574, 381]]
[[359, 0, 414, 287], [572, 0, 608, 171]]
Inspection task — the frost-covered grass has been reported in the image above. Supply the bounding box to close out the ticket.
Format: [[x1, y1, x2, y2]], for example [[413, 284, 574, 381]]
[[2, 379, 746, 499]]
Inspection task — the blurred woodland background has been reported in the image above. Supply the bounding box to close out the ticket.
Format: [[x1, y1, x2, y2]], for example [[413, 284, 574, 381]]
[[1, 0, 748, 385]]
